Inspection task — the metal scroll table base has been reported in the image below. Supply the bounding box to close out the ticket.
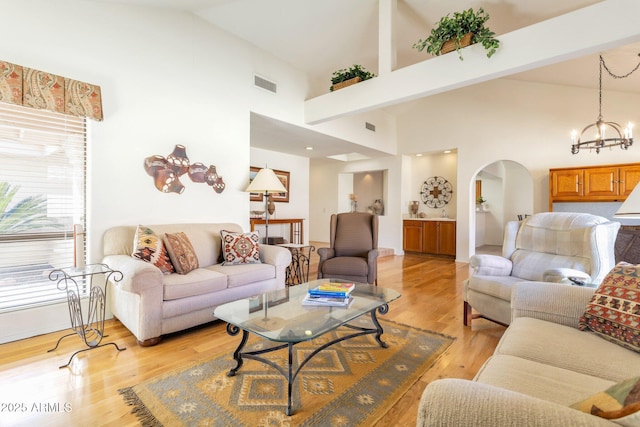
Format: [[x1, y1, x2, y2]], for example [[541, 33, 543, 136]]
[[47, 264, 126, 368], [224, 304, 389, 416]]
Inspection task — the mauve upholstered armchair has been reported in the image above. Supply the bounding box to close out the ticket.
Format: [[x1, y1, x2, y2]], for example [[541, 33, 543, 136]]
[[317, 212, 379, 285]]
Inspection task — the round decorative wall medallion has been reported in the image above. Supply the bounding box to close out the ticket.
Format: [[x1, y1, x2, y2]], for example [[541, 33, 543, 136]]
[[420, 176, 453, 208]]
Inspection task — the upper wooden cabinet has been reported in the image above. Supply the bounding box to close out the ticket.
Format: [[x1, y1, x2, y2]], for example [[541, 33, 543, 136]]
[[549, 162, 640, 208]]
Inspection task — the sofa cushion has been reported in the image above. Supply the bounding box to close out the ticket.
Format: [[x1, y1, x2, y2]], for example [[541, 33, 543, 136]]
[[320, 256, 369, 278], [495, 317, 640, 383], [131, 225, 175, 274], [209, 263, 275, 288], [579, 262, 640, 353], [475, 354, 614, 407], [163, 268, 228, 300], [221, 230, 261, 265], [164, 232, 199, 274], [571, 376, 640, 425]]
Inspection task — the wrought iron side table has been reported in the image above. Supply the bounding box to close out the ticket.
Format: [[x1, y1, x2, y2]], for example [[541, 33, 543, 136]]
[[47, 263, 126, 368], [279, 244, 315, 285]]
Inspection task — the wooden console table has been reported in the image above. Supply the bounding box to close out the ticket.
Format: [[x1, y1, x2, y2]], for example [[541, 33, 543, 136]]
[[250, 218, 304, 244]]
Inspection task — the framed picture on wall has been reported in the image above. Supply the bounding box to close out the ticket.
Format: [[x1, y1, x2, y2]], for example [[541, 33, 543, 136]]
[[249, 167, 290, 203]]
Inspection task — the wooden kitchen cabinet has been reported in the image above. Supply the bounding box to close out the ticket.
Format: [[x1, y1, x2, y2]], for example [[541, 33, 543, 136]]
[[402, 220, 423, 253], [403, 220, 456, 258], [621, 164, 640, 197], [549, 162, 640, 209]]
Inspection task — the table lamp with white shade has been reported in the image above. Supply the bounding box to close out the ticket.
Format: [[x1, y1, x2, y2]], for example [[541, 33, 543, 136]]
[[615, 182, 640, 219], [245, 167, 287, 243]]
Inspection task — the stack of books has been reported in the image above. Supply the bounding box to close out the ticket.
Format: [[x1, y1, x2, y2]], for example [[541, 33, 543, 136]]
[[302, 282, 355, 307]]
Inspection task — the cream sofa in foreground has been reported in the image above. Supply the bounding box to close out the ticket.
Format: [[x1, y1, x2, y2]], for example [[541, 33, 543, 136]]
[[418, 281, 640, 426], [102, 223, 291, 346]]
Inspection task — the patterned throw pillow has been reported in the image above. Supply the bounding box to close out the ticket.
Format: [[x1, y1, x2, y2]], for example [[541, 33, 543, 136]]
[[220, 230, 261, 265], [571, 376, 640, 423], [163, 232, 199, 275], [132, 225, 175, 274], [579, 262, 640, 352]]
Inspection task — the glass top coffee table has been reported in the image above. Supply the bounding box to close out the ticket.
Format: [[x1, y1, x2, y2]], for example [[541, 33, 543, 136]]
[[213, 279, 401, 415]]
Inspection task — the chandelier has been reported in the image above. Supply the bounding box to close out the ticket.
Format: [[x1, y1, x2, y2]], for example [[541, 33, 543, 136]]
[[571, 54, 640, 154]]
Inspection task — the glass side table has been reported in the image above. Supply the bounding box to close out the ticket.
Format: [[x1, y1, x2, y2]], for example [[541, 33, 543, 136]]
[[47, 263, 126, 368]]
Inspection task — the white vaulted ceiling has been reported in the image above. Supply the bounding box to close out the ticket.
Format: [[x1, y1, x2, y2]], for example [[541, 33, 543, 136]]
[[84, 0, 640, 159]]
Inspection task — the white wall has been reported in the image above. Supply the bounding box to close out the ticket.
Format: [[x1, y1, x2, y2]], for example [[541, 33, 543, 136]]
[[309, 155, 403, 252], [408, 152, 458, 219], [397, 78, 640, 261], [0, 0, 312, 342]]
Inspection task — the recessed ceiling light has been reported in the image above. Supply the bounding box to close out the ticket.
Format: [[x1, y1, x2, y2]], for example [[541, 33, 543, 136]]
[[443, 150, 452, 154], [305, 146, 313, 150], [416, 153, 423, 157]]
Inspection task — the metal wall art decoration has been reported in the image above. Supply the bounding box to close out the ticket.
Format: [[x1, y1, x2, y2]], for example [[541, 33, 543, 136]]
[[144, 144, 226, 194], [420, 176, 453, 208]]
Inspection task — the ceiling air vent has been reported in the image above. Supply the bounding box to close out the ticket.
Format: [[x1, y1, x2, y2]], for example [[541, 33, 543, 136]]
[[365, 122, 376, 132], [254, 74, 277, 94]]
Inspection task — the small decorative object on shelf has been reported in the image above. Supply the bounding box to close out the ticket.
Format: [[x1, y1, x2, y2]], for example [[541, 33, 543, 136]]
[[330, 64, 375, 91], [350, 193, 358, 212], [409, 201, 419, 217], [371, 199, 384, 215], [412, 7, 500, 60]]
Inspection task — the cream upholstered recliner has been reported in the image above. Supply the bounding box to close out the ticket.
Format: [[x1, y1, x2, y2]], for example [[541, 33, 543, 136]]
[[464, 212, 620, 326], [317, 212, 379, 285]]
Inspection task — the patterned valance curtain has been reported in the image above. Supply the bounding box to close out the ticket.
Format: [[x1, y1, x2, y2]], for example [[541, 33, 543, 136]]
[[0, 60, 103, 121]]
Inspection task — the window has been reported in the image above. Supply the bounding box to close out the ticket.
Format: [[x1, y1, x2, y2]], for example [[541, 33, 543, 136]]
[[0, 103, 86, 312]]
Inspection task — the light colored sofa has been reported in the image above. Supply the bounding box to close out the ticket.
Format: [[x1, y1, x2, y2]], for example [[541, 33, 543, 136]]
[[102, 223, 291, 346], [418, 281, 640, 426], [464, 212, 620, 326]]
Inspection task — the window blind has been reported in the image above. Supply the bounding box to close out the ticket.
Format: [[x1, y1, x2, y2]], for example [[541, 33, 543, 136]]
[[0, 103, 86, 312]]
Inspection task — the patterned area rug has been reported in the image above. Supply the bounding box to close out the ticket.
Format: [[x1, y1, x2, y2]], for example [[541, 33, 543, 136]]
[[119, 318, 455, 427]]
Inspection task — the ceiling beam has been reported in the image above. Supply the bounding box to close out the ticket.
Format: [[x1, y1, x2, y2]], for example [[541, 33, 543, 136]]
[[378, 0, 397, 75], [305, 0, 640, 125]]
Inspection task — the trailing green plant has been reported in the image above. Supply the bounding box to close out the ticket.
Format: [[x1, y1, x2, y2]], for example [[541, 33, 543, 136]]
[[0, 182, 60, 233], [413, 7, 500, 60], [476, 196, 486, 204], [330, 64, 375, 91]]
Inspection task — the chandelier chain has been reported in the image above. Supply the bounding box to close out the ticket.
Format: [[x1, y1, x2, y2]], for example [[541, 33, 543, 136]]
[[600, 53, 640, 79]]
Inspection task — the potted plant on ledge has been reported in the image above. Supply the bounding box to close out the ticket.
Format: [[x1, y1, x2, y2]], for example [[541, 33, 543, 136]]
[[330, 64, 375, 91], [412, 7, 500, 60]]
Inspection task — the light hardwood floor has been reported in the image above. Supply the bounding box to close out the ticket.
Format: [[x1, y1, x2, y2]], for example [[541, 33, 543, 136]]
[[0, 244, 506, 426]]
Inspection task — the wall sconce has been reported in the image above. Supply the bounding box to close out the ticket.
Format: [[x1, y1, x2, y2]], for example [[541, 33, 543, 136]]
[[144, 145, 225, 195]]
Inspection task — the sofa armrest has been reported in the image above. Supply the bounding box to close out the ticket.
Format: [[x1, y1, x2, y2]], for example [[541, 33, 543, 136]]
[[511, 281, 595, 328], [542, 268, 591, 283], [102, 254, 163, 294], [469, 254, 513, 276], [317, 247, 334, 262], [417, 379, 614, 427], [259, 244, 291, 267]]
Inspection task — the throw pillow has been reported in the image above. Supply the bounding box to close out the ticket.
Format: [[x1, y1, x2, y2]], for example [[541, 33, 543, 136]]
[[578, 262, 640, 352], [163, 232, 199, 275], [220, 230, 261, 265], [571, 376, 640, 424], [132, 225, 175, 274]]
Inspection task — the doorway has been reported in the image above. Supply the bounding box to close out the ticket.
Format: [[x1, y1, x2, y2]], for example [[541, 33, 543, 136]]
[[473, 160, 533, 254]]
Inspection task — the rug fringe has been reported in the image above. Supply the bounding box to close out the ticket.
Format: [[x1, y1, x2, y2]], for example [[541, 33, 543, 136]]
[[118, 387, 163, 427]]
